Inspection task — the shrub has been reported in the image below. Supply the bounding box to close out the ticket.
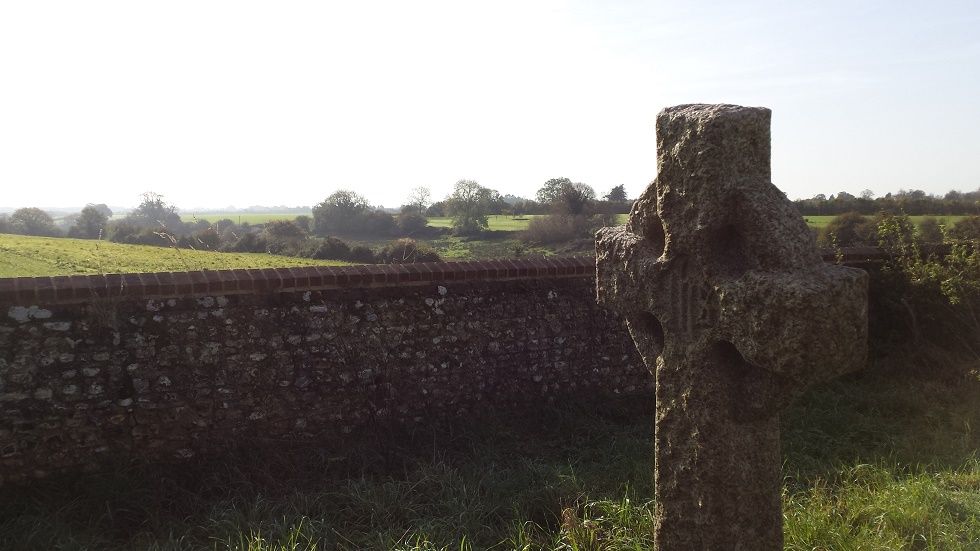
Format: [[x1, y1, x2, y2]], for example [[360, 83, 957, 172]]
[[377, 238, 440, 264], [818, 212, 878, 247], [917, 216, 945, 244], [396, 211, 429, 236], [193, 227, 222, 250], [869, 212, 980, 370], [949, 215, 980, 241], [348, 245, 377, 264], [106, 222, 173, 246], [310, 236, 351, 260], [521, 213, 614, 244], [221, 232, 267, 254]]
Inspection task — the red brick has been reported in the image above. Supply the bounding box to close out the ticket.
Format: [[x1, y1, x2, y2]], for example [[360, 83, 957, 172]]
[[277, 268, 300, 290], [34, 277, 56, 301], [401, 263, 422, 282], [0, 278, 19, 304], [235, 270, 255, 292], [320, 266, 344, 286], [50, 276, 75, 301], [137, 273, 162, 297], [104, 274, 125, 298], [259, 268, 283, 291], [201, 271, 225, 294], [214, 270, 240, 293], [156, 272, 178, 296], [171, 272, 194, 295], [13, 277, 38, 302], [188, 271, 209, 294], [121, 273, 144, 297]]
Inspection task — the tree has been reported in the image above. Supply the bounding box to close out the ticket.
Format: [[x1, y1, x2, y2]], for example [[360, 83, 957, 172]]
[[68, 205, 109, 239], [261, 219, 308, 254], [446, 179, 494, 235], [312, 190, 370, 235], [604, 184, 628, 202], [406, 187, 432, 215], [88, 203, 113, 217], [556, 182, 597, 216], [917, 217, 944, 244], [11, 207, 59, 236], [536, 177, 573, 204], [128, 192, 181, 229], [294, 215, 312, 232]]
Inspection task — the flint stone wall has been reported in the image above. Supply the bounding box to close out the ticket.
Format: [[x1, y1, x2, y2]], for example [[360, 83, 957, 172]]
[[0, 258, 649, 484]]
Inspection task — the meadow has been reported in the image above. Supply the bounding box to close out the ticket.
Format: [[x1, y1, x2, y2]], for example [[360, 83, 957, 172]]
[[0, 234, 348, 278], [180, 213, 312, 225], [803, 214, 968, 229]]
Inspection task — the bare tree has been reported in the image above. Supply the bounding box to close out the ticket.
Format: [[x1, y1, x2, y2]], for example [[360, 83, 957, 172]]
[[407, 187, 431, 215]]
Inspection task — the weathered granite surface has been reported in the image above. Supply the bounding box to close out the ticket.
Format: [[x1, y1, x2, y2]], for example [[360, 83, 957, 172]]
[[596, 104, 868, 550]]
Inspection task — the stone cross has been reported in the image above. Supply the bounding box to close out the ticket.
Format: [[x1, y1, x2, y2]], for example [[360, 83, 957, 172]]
[[596, 104, 868, 550]]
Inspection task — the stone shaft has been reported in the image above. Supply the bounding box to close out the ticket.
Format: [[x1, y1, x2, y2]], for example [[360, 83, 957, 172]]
[[596, 104, 868, 550]]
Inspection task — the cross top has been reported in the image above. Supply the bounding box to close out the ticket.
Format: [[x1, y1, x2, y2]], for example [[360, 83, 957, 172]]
[[596, 104, 868, 550]]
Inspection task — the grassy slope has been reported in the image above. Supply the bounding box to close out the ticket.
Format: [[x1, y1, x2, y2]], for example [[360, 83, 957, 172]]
[[0, 234, 349, 278]]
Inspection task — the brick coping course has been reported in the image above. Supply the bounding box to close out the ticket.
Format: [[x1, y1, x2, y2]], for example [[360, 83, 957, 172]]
[[0, 249, 887, 305]]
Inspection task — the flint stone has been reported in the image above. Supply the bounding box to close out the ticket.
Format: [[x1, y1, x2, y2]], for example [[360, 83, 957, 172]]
[[596, 104, 868, 550]]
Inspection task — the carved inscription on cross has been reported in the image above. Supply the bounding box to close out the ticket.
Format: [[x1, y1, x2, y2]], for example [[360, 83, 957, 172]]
[[596, 104, 868, 550]]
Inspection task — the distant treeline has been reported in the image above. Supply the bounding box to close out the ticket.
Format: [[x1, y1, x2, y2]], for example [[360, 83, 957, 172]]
[[794, 188, 980, 217]]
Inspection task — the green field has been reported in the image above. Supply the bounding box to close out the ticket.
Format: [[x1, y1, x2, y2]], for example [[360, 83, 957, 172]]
[[0, 234, 348, 278], [180, 213, 311, 225], [803, 214, 968, 228], [425, 215, 535, 231]]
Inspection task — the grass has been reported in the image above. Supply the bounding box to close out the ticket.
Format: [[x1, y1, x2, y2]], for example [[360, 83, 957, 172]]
[[108, 214, 312, 225], [2, 355, 979, 550], [426, 215, 537, 231], [180, 213, 312, 225], [803, 215, 969, 229], [0, 234, 350, 278]]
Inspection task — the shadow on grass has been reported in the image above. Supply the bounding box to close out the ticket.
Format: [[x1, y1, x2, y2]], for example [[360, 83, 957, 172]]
[[3, 357, 979, 550]]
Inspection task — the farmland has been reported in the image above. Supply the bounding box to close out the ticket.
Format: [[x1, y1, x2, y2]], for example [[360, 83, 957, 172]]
[[802, 214, 968, 228], [179, 213, 312, 225], [0, 212, 970, 278], [0, 234, 349, 278]]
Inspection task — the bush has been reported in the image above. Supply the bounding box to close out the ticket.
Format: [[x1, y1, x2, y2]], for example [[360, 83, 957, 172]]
[[396, 212, 429, 236], [869, 212, 980, 371], [818, 212, 878, 247], [521, 213, 614, 244], [348, 245, 377, 264], [220, 232, 267, 254], [377, 238, 441, 264], [106, 222, 176, 247], [917, 217, 945, 244], [310, 236, 351, 260], [193, 227, 222, 250], [949, 215, 980, 241]]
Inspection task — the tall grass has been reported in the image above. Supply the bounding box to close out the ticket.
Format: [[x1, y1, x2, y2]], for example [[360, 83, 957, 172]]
[[2, 356, 979, 550]]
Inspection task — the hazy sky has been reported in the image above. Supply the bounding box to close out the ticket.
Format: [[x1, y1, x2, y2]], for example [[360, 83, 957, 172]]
[[2, 0, 978, 211]]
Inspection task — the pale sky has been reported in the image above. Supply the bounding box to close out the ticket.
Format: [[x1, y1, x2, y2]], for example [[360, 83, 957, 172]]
[[2, 0, 978, 212]]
